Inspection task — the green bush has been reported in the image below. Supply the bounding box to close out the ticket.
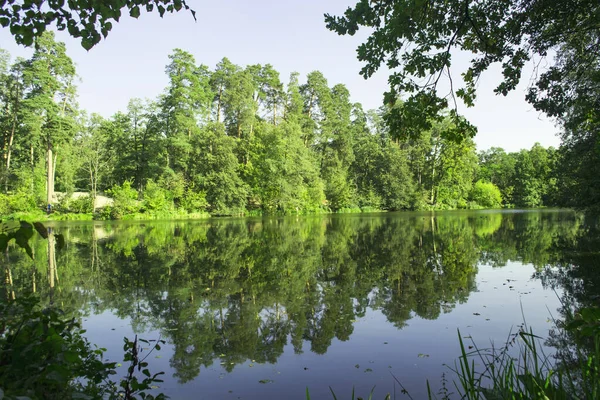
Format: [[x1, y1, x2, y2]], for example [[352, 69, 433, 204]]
[[179, 188, 208, 213], [142, 180, 173, 212], [470, 180, 503, 208], [0, 296, 168, 400], [69, 195, 94, 213], [0, 296, 114, 399], [95, 206, 113, 220], [0, 191, 38, 215], [0, 194, 9, 215], [108, 181, 140, 218]]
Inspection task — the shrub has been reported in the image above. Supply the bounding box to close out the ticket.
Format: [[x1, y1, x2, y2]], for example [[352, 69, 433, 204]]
[[108, 181, 140, 217], [470, 180, 503, 208], [142, 180, 173, 212], [179, 188, 208, 213], [0, 296, 168, 400], [69, 195, 94, 213], [0, 194, 9, 215], [0, 191, 38, 214]]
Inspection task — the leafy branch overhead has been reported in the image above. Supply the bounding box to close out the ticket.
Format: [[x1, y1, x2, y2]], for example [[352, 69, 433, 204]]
[[325, 0, 600, 139], [0, 0, 196, 50]]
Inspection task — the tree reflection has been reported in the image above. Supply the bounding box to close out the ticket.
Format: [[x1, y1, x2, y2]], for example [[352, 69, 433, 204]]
[[1, 210, 588, 384]]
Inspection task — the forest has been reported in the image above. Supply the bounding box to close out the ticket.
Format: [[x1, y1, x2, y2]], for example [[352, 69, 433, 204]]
[[0, 32, 564, 219]]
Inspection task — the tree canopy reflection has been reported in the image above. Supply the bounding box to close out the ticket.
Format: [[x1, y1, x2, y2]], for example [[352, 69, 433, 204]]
[[0, 211, 585, 383]]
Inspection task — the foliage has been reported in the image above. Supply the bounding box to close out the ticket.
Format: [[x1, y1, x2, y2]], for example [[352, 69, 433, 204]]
[[470, 180, 502, 209], [442, 315, 599, 400], [58, 194, 94, 214], [178, 188, 208, 213], [0, 191, 37, 214], [1, 0, 196, 49], [325, 0, 599, 213], [142, 180, 173, 212], [108, 181, 140, 218], [0, 297, 170, 400], [325, 0, 599, 140], [0, 296, 115, 399], [478, 148, 516, 205]]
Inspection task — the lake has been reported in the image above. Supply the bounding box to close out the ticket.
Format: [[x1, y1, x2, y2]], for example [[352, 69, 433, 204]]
[[3, 209, 598, 399]]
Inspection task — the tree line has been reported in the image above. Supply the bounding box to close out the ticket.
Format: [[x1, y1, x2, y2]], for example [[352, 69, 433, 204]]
[[0, 32, 564, 218]]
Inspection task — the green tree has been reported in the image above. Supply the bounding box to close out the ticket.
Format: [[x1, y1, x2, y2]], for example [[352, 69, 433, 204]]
[[189, 123, 247, 214], [161, 49, 212, 177], [76, 114, 113, 210], [351, 107, 414, 210], [0, 51, 25, 193], [408, 117, 478, 209], [325, 0, 598, 140], [248, 121, 324, 213], [470, 180, 503, 208], [478, 148, 516, 205], [20, 31, 77, 208], [106, 99, 165, 192], [319, 83, 356, 210], [513, 143, 555, 208]]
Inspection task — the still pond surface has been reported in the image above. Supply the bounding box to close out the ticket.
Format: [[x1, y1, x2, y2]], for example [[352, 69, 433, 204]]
[[4, 209, 598, 399]]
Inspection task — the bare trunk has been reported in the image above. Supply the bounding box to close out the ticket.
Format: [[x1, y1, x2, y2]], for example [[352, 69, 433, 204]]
[[48, 231, 56, 303], [4, 113, 16, 193], [430, 161, 436, 204], [273, 103, 277, 125], [30, 145, 34, 193], [52, 153, 57, 197], [216, 87, 222, 123], [307, 93, 315, 119], [90, 164, 97, 213], [47, 147, 53, 208], [431, 215, 437, 255], [4, 76, 20, 193], [5, 249, 15, 300]]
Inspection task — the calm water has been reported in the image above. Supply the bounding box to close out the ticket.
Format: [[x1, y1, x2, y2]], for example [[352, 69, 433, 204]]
[[3, 209, 598, 399]]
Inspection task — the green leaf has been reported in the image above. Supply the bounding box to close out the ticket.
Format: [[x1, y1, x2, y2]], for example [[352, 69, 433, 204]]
[[130, 6, 140, 18]]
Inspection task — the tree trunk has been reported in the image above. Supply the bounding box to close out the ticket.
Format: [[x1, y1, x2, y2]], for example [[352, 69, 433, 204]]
[[48, 230, 56, 303], [30, 145, 34, 193], [52, 153, 57, 197], [90, 163, 97, 213], [216, 87, 222, 123], [47, 147, 53, 207], [4, 111, 17, 193]]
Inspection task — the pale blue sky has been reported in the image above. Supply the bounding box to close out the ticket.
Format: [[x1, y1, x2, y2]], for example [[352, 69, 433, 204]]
[[0, 0, 560, 152]]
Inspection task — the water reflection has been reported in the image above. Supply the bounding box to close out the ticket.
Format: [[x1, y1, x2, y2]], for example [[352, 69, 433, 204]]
[[1, 210, 590, 389]]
